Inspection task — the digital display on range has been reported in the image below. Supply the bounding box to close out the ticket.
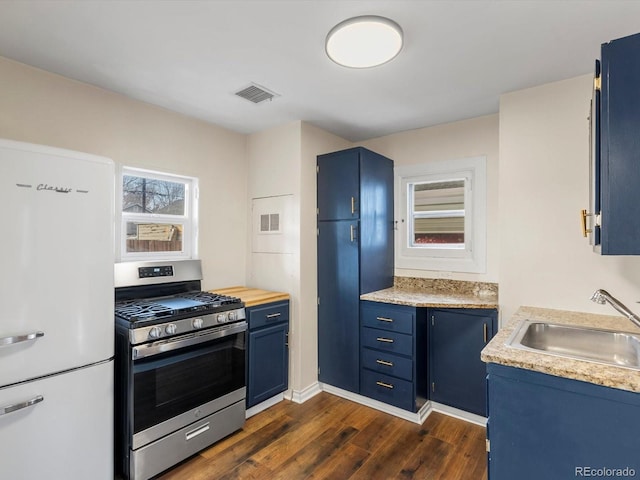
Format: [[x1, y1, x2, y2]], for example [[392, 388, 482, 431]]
[[138, 266, 174, 278]]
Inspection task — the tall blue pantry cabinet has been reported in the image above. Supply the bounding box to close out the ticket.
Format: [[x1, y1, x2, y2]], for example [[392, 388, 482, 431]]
[[317, 147, 394, 393]]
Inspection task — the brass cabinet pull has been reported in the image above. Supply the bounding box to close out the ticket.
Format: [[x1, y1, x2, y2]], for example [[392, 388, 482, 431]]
[[580, 209, 601, 238], [376, 381, 394, 389], [266, 313, 281, 319], [376, 316, 393, 323], [376, 337, 394, 343], [350, 224, 355, 242], [376, 359, 394, 367], [483, 323, 488, 343], [285, 332, 289, 347], [351, 196, 356, 214], [581, 209, 592, 237]]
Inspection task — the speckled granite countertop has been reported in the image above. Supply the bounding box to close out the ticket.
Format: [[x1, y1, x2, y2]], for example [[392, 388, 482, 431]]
[[481, 306, 640, 393], [360, 277, 499, 309]]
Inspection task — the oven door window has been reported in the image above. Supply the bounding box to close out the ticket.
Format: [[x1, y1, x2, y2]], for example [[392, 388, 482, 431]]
[[132, 332, 245, 434]]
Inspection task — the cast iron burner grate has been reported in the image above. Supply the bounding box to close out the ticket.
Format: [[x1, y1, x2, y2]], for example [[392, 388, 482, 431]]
[[114, 300, 175, 321], [114, 291, 243, 323], [176, 291, 242, 305]]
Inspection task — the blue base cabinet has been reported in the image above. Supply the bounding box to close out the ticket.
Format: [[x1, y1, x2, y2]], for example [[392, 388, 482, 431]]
[[429, 308, 497, 416], [487, 363, 640, 480], [317, 147, 394, 393], [360, 301, 427, 412], [246, 301, 289, 408]]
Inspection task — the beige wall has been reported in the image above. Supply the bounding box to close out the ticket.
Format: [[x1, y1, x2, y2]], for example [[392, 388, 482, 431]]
[[247, 120, 350, 396], [360, 114, 500, 283], [499, 74, 640, 321], [7, 51, 640, 393], [247, 121, 301, 394], [0, 56, 248, 288]]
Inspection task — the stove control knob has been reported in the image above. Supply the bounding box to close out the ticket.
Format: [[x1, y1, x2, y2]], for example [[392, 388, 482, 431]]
[[192, 318, 203, 329], [148, 326, 162, 339], [228, 311, 237, 321], [217, 313, 227, 324], [165, 324, 177, 335]]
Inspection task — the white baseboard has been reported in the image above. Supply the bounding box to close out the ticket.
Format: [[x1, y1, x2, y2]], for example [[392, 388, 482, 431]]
[[289, 381, 322, 404], [246, 393, 284, 418], [320, 383, 431, 425], [246, 383, 322, 418], [246, 384, 486, 428], [430, 401, 487, 426]]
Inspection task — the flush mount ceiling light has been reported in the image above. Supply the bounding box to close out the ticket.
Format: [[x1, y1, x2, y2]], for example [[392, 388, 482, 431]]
[[325, 15, 403, 68]]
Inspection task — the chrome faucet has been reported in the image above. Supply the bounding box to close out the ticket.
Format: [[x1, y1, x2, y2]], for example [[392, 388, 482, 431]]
[[590, 289, 640, 329]]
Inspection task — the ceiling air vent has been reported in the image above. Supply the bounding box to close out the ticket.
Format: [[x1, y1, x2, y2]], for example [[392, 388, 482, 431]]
[[234, 83, 279, 104]]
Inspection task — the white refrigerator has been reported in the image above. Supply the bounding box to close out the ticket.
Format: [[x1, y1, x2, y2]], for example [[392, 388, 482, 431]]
[[0, 139, 114, 479]]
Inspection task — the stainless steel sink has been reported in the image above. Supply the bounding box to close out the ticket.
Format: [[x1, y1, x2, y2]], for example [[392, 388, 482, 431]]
[[506, 320, 640, 370]]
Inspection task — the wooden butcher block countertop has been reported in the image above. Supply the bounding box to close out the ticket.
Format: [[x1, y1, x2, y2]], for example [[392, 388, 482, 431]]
[[209, 286, 289, 307]]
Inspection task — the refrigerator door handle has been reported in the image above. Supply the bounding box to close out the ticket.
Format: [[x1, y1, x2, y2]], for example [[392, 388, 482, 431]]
[[0, 395, 44, 416], [0, 331, 44, 347]]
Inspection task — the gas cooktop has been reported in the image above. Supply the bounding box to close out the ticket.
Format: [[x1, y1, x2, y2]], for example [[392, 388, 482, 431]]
[[115, 291, 243, 323]]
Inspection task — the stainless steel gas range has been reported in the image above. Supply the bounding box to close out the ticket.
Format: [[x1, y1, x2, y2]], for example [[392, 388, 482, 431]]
[[114, 260, 246, 480]]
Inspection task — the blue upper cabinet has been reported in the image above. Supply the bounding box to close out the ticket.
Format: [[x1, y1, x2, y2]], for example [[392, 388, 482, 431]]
[[317, 147, 394, 393], [317, 146, 394, 295], [317, 148, 360, 221], [590, 32, 640, 254]]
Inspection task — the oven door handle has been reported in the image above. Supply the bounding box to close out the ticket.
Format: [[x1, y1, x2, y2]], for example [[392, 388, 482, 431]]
[[132, 321, 247, 360]]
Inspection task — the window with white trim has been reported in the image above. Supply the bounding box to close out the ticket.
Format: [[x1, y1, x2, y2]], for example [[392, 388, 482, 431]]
[[395, 157, 486, 273], [118, 167, 198, 261]]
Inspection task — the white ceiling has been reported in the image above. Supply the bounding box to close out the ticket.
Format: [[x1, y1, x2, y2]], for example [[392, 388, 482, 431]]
[[1, 1, 640, 142]]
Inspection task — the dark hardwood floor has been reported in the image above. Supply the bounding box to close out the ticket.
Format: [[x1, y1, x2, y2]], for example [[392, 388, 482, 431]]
[[157, 392, 488, 480]]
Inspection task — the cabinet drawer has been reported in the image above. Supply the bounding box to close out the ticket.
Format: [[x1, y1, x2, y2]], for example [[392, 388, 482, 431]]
[[360, 369, 414, 412], [361, 304, 413, 334], [361, 348, 412, 381], [361, 327, 413, 356], [248, 301, 289, 329]]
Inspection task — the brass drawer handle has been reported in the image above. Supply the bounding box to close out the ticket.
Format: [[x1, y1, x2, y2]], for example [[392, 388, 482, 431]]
[[376, 337, 394, 343], [581, 209, 598, 237], [376, 316, 393, 323], [376, 381, 394, 389], [376, 359, 394, 367], [351, 196, 356, 214], [266, 313, 281, 319]]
